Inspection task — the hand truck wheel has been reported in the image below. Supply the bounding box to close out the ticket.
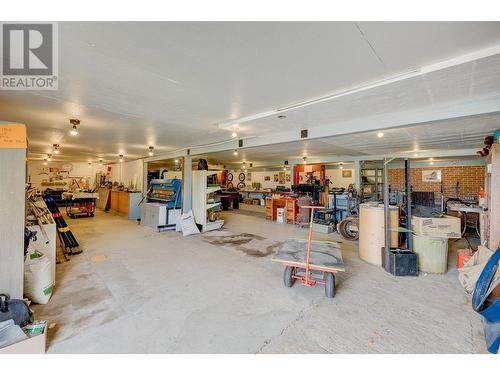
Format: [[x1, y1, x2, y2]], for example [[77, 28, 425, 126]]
[[325, 272, 335, 298], [284, 266, 295, 287]]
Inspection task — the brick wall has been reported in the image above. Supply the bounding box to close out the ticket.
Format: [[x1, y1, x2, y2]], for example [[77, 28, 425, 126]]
[[388, 166, 485, 200]]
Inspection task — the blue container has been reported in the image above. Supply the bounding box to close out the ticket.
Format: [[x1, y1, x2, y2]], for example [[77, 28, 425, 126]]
[[472, 247, 500, 353]]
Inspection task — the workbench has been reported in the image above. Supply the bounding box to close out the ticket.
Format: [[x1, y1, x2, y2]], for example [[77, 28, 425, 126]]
[[62, 192, 98, 218], [448, 202, 482, 236]]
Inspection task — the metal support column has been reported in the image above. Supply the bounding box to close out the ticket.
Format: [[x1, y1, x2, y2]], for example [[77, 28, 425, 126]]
[[182, 155, 192, 213], [405, 158, 412, 251], [354, 160, 361, 196], [384, 158, 390, 252]]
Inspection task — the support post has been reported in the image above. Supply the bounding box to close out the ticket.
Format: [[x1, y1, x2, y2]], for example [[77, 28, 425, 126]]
[[354, 160, 361, 196], [405, 158, 412, 251], [383, 158, 390, 252], [183, 155, 192, 213]]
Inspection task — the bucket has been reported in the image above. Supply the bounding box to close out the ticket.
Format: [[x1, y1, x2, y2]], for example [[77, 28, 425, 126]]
[[412, 234, 448, 274], [456, 248, 474, 269], [276, 208, 285, 224]]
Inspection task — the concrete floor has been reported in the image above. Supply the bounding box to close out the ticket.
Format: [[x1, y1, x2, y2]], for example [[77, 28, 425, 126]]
[[33, 209, 487, 353]]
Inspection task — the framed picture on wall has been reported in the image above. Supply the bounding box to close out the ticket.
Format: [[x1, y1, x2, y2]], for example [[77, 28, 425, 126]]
[[264, 176, 271, 181], [285, 174, 290, 182], [278, 171, 286, 184], [342, 169, 352, 178], [422, 170, 441, 182], [273, 174, 278, 182]]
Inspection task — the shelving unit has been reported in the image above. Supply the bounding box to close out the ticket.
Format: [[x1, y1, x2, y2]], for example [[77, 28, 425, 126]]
[[192, 170, 224, 232], [361, 167, 383, 201]]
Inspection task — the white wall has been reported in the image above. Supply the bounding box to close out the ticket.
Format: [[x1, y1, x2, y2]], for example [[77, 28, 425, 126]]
[[326, 167, 354, 189], [228, 170, 291, 190], [108, 159, 144, 191], [28, 160, 106, 189]]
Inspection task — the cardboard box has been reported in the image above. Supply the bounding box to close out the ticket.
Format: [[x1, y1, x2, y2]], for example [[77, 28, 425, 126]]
[[0, 322, 46, 354], [411, 215, 461, 239]]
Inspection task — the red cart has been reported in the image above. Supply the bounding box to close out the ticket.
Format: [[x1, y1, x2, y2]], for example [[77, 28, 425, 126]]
[[272, 206, 346, 298]]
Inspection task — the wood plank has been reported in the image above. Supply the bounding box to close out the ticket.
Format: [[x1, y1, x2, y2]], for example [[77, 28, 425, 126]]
[[271, 239, 346, 272]]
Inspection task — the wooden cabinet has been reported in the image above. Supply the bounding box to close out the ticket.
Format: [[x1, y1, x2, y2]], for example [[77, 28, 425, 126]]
[[110, 191, 142, 219], [285, 199, 297, 224], [266, 197, 297, 223]]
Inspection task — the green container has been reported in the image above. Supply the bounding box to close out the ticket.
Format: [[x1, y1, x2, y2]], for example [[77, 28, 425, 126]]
[[412, 234, 449, 274]]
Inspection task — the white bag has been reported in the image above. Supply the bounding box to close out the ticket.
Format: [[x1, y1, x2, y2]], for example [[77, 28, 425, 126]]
[[24, 250, 54, 304], [179, 210, 200, 236]]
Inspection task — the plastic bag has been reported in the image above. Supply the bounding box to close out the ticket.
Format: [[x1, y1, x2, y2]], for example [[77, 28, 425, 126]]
[[24, 250, 54, 304], [179, 210, 200, 236]]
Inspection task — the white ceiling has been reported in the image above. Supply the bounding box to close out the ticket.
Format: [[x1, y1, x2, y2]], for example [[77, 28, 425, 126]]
[[199, 112, 500, 166], [0, 22, 499, 163]]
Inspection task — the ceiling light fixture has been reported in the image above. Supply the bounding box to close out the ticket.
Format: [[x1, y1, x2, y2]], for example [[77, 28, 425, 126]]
[[413, 153, 419, 157], [429, 161, 434, 165], [174, 159, 179, 164], [47, 153, 52, 161], [88, 162, 92, 168], [303, 156, 307, 164], [53, 144, 60, 154], [43, 158, 48, 166], [119, 154, 124, 162], [69, 119, 80, 136], [377, 132, 384, 138], [233, 150, 238, 156], [148, 146, 154, 156], [98, 159, 103, 166], [231, 131, 238, 138]]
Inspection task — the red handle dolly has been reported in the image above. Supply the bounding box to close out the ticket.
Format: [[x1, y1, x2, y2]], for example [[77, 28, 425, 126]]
[[272, 206, 346, 298]]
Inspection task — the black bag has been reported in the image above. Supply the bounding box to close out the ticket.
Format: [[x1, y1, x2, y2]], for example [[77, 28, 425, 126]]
[[0, 294, 32, 327]]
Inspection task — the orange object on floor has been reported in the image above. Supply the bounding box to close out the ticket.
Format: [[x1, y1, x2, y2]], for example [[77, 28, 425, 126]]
[[456, 248, 474, 269]]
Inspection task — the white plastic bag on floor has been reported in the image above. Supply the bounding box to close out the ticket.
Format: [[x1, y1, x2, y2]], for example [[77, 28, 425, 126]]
[[179, 210, 200, 236], [24, 250, 54, 304]]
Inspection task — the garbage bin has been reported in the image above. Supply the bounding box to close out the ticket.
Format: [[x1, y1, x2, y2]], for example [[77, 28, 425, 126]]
[[412, 234, 448, 274]]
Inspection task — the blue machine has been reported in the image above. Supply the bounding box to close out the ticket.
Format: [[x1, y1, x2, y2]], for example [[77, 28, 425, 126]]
[[472, 247, 500, 354], [147, 178, 182, 209]]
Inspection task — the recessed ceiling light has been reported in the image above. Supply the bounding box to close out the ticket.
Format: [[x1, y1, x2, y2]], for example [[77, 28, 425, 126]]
[[377, 132, 384, 138], [231, 131, 238, 138], [429, 161, 434, 165], [174, 159, 179, 164], [88, 162, 92, 168], [303, 156, 307, 164], [43, 158, 48, 166], [98, 159, 103, 166], [69, 119, 79, 136]]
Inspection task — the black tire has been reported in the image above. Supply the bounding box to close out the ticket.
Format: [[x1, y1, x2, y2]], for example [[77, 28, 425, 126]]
[[284, 266, 295, 287], [325, 272, 335, 298]]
